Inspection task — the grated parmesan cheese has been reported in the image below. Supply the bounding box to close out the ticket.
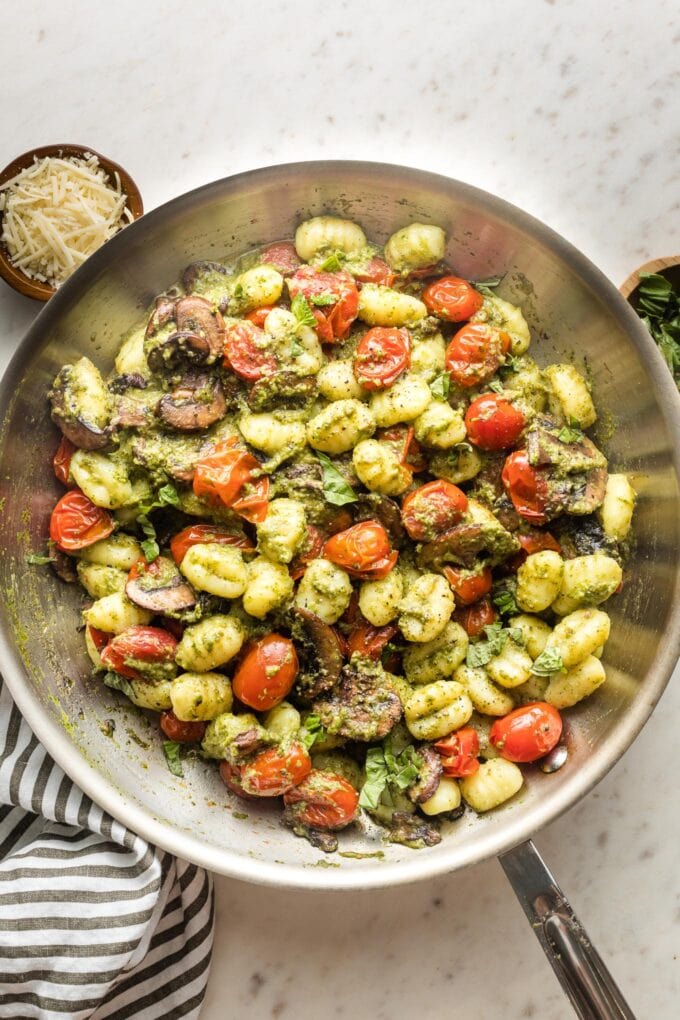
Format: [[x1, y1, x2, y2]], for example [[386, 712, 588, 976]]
[[0, 152, 133, 287]]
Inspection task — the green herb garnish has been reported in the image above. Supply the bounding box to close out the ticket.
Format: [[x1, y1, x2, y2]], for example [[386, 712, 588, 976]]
[[135, 484, 180, 563], [531, 648, 565, 676], [162, 740, 184, 777], [309, 293, 337, 306], [300, 713, 327, 750], [26, 552, 56, 565], [291, 292, 317, 328], [319, 251, 344, 272], [358, 743, 424, 810], [359, 747, 389, 809], [487, 379, 504, 394], [102, 671, 135, 699], [557, 419, 584, 443], [429, 372, 450, 400], [474, 275, 503, 297], [466, 622, 510, 668], [317, 452, 358, 506], [492, 579, 519, 617], [636, 271, 680, 388]]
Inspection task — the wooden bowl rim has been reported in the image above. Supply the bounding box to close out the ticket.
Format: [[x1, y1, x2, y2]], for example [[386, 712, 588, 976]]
[[619, 255, 680, 301], [0, 143, 143, 302]]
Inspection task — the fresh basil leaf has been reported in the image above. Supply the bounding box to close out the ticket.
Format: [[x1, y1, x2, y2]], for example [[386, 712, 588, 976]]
[[162, 740, 184, 777], [26, 552, 56, 565], [429, 372, 450, 400], [300, 713, 327, 750], [492, 579, 518, 617], [359, 747, 389, 809], [531, 648, 565, 676], [233, 282, 244, 301], [140, 536, 159, 561], [388, 745, 423, 791], [291, 292, 316, 328], [635, 271, 680, 389], [157, 483, 180, 506], [487, 379, 504, 394], [503, 354, 522, 373], [309, 293, 337, 306], [102, 671, 135, 699], [466, 622, 509, 668], [474, 275, 503, 297], [317, 452, 358, 506]]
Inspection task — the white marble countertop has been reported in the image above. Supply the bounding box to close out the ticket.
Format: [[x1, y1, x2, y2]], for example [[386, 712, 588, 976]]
[[2, 1, 679, 1016]]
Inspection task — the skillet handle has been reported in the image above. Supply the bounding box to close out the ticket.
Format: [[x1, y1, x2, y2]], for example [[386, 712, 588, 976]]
[[500, 839, 636, 1020]]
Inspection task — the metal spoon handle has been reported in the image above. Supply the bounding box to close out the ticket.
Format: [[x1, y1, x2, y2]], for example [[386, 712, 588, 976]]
[[500, 839, 636, 1020]]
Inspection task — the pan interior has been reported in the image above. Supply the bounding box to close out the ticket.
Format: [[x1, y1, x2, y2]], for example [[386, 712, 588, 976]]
[[1, 162, 679, 889]]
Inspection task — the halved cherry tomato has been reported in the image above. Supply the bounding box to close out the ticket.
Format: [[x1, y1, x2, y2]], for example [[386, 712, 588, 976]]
[[311, 307, 334, 344], [239, 742, 312, 797], [510, 530, 563, 570], [323, 520, 396, 580], [49, 489, 114, 552], [100, 625, 178, 680], [401, 480, 468, 542], [160, 710, 206, 743], [193, 439, 270, 523], [53, 436, 75, 486], [354, 256, 396, 288], [442, 565, 493, 606], [287, 267, 359, 341], [433, 727, 480, 778], [445, 323, 510, 388], [422, 275, 483, 322], [490, 702, 563, 763], [289, 525, 325, 580], [223, 320, 276, 381], [347, 622, 398, 661], [283, 769, 359, 829], [232, 634, 299, 711], [170, 524, 255, 566], [465, 393, 526, 451], [245, 306, 276, 328], [353, 327, 410, 390], [86, 625, 110, 653], [219, 760, 259, 801], [379, 425, 426, 472], [454, 597, 497, 637], [501, 450, 549, 525], [260, 241, 301, 277]]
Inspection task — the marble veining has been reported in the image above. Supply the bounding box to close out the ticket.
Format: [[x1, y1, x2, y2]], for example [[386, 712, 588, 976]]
[[1, 1, 678, 1017]]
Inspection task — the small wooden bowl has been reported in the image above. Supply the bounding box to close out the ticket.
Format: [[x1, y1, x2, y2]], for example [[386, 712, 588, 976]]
[[620, 255, 680, 305], [0, 144, 143, 301]]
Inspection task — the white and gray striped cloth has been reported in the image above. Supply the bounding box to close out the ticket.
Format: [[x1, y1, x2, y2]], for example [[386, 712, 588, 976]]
[[0, 678, 214, 1019]]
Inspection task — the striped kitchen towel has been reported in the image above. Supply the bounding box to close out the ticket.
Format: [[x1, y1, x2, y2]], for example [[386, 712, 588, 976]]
[[0, 678, 214, 1019]]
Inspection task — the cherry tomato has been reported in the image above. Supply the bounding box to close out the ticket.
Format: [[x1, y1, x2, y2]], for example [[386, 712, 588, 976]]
[[49, 489, 114, 552], [223, 320, 276, 381], [454, 597, 497, 637], [160, 710, 206, 743], [347, 622, 398, 661], [260, 241, 301, 276], [86, 625, 110, 653], [490, 702, 563, 763], [445, 323, 510, 388], [245, 306, 276, 328], [232, 634, 299, 711], [170, 524, 255, 565], [219, 761, 259, 801], [193, 439, 270, 523], [239, 742, 312, 797], [323, 520, 396, 580], [422, 275, 483, 322], [442, 565, 493, 606], [283, 769, 359, 829], [465, 393, 526, 451], [288, 266, 359, 341], [289, 525, 325, 581], [501, 450, 549, 525], [354, 257, 396, 288], [379, 425, 426, 472], [510, 530, 563, 570], [433, 727, 480, 777], [353, 327, 410, 390], [311, 306, 334, 344], [401, 480, 468, 542], [100, 625, 178, 680], [53, 436, 75, 486]]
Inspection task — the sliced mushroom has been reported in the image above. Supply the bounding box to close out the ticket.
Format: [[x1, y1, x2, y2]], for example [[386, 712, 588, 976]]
[[125, 555, 197, 613], [546, 467, 609, 518], [157, 373, 226, 431], [292, 607, 344, 702], [355, 493, 405, 548], [108, 373, 149, 394], [417, 523, 487, 570], [313, 659, 402, 742], [406, 747, 443, 805], [182, 261, 231, 313], [174, 296, 225, 362], [526, 416, 607, 473], [50, 548, 78, 584], [131, 431, 203, 483], [248, 372, 317, 412], [146, 330, 214, 373], [49, 357, 112, 451], [386, 811, 442, 849], [112, 389, 160, 429], [145, 295, 177, 338]]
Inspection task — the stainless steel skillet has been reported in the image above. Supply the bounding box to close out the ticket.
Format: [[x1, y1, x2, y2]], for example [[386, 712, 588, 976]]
[[1, 161, 679, 1018]]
